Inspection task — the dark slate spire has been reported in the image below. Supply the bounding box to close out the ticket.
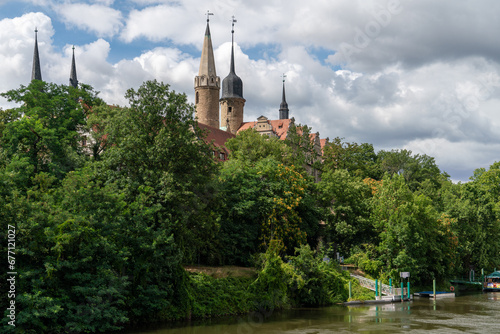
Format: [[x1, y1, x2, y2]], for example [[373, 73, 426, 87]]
[[31, 28, 42, 81], [69, 46, 78, 88], [221, 16, 243, 99], [279, 74, 289, 119]]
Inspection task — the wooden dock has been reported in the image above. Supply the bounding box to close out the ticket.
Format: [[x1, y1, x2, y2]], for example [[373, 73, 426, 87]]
[[414, 291, 455, 298]]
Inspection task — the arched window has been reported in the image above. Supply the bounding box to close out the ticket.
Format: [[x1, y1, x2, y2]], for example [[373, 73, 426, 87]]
[[195, 92, 199, 104]]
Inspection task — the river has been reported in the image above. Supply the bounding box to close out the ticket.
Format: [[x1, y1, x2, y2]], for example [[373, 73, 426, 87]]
[[127, 292, 499, 333]]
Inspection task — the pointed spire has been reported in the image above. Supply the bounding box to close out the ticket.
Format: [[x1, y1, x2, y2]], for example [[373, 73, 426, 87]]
[[221, 16, 243, 99], [198, 10, 216, 77], [194, 11, 220, 129], [230, 16, 236, 74], [69, 46, 78, 88], [31, 28, 42, 82], [279, 74, 289, 119]]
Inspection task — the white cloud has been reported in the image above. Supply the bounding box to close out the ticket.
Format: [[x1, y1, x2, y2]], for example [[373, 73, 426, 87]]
[[0, 12, 54, 105], [55, 3, 123, 37], [120, 4, 198, 44], [2, 1, 500, 182]]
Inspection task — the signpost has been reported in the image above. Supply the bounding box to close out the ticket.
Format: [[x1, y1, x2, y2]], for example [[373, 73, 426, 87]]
[[400, 272, 410, 301]]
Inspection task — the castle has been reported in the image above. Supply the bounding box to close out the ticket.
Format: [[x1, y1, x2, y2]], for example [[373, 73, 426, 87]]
[[28, 17, 327, 167], [193, 14, 328, 169], [194, 14, 293, 135]]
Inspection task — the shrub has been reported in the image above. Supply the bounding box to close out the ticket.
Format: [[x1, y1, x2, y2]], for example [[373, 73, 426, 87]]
[[287, 244, 348, 306], [249, 240, 290, 310]]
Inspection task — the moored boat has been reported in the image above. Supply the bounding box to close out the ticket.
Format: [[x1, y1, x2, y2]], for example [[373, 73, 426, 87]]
[[483, 271, 500, 292]]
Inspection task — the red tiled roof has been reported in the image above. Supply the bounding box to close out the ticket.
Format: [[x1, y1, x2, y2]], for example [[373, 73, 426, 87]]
[[237, 118, 293, 140], [269, 119, 293, 140], [196, 123, 235, 161], [197, 122, 235, 149]]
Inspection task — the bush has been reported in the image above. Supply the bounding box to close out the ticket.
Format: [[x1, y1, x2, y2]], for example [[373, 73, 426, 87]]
[[287, 244, 348, 306], [345, 245, 382, 278], [249, 240, 290, 311], [190, 273, 255, 318]]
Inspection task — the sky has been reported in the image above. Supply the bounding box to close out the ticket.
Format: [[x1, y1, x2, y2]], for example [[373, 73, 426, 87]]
[[1, 0, 499, 182]]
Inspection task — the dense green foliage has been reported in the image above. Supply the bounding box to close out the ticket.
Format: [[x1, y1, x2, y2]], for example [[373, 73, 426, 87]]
[[1, 80, 499, 333]]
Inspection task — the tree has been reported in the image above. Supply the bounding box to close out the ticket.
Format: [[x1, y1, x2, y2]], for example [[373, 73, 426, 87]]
[[225, 128, 293, 166], [323, 137, 380, 179], [0, 81, 101, 183], [371, 174, 454, 284], [2, 80, 216, 332], [377, 149, 444, 191], [284, 123, 321, 178], [318, 169, 374, 256], [217, 158, 314, 263], [92, 80, 218, 260], [444, 162, 500, 273]]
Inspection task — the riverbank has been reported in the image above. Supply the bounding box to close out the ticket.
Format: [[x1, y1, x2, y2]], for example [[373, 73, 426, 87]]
[[122, 245, 375, 332]]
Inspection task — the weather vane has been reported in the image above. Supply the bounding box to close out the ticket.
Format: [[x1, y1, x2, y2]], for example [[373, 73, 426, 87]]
[[231, 15, 237, 33], [206, 10, 213, 22], [282, 73, 287, 83]]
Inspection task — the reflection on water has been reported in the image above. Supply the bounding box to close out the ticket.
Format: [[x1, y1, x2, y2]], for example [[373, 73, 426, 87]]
[[127, 292, 500, 334]]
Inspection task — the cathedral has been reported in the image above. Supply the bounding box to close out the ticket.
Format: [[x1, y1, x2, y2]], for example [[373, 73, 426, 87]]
[[30, 28, 78, 89]]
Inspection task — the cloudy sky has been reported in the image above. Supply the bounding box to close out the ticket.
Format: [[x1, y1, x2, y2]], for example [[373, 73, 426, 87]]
[[1, 0, 499, 182]]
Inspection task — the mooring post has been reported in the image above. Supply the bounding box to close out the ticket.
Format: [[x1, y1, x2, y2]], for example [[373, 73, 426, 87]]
[[401, 281, 404, 302], [349, 281, 352, 300], [375, 279, 378, 298], [433, 279, 436, 300], [379, 280, 382, 297], [407, 281, 410, 300], [389, 278, 393, 295]]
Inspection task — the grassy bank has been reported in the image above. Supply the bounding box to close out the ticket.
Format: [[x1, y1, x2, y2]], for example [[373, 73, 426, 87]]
[[186, 244, 376, 321]]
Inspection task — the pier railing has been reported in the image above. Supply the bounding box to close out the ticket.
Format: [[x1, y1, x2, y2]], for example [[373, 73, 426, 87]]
[[351, 274, 406, 296]]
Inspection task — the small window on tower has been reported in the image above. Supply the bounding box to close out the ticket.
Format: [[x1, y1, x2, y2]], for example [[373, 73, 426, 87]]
[[228, 107, 232, 113], [196, 92, 199, 104], [211, 78, 214, 83]]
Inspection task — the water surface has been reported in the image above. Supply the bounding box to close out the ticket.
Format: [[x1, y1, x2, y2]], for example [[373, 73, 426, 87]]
[[128, 292, 500, 333]]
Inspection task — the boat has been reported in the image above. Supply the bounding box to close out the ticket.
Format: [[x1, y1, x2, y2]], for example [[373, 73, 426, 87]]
[[483, 271, 500, 292]]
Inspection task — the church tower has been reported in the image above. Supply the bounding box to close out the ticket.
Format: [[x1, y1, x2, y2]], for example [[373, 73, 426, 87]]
[[194, 11, 220, 129], [69, 46, 78, 88], [31, 28, 42, 81], [279, 75, 289, 119], [220, 16, 245, 135]]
